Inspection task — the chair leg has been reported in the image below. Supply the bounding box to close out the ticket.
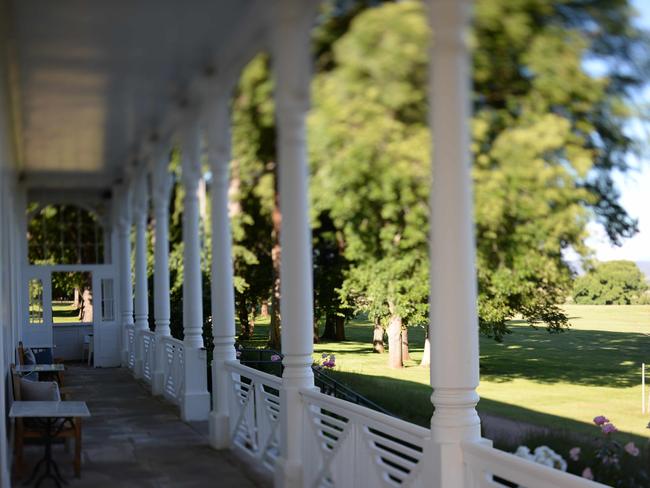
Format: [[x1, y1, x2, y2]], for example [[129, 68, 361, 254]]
[[74, 422, 82, 477], [14, 433, 24, 479]]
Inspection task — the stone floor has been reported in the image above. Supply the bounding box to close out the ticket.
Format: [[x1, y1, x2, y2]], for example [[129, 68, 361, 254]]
[[13, 364, 268, 487]]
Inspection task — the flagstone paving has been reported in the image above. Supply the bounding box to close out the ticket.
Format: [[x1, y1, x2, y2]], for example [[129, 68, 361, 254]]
[[13, 364, 268, 487]]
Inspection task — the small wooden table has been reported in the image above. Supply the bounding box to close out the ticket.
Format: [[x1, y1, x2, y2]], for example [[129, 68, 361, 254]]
[[9, 401, 90, 487]]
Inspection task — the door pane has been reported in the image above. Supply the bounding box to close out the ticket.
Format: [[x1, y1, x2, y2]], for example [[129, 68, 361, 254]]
[[29, 279, 44, 324], [101, 279, 114, 321]]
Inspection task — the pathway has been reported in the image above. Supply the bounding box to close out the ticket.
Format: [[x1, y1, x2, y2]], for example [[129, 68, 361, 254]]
[[13, 364, 267, 487]]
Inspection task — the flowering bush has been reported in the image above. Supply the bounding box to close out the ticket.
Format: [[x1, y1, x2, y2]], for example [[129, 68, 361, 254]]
[[563, 415, 649, 487], [314, 353, 336, 370], [505, 416, 649, 487], [514, 445, 567, 471]]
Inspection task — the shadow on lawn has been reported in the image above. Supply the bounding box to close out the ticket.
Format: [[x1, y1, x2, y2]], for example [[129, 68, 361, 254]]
[[328, 371, 649, 446], [479, 327, 650, 388], [242, 318, 648, 388]]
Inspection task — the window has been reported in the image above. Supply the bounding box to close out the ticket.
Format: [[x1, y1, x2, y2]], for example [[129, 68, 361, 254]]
[[29, 279, 44, 324], [101, 279, 114, 321]]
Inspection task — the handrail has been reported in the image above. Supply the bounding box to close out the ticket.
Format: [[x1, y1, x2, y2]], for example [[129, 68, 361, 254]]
[[225, 360, 282, 388], [238, 348, 391, 416], [462, 441, 609, 488], [301, 387, 429, 439]]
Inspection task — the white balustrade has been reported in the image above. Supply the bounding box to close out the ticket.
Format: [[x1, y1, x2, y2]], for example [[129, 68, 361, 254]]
[[141, 330, 156, 383], [161, 336, 185, 404], [462, 442, 608, 488], [125, 325, 136, 370], [301, 388, 429, 488], [224, 361, 282, 474]]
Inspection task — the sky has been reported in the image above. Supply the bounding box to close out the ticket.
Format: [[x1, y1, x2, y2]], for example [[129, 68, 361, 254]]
[[587, 0, 650, 263]]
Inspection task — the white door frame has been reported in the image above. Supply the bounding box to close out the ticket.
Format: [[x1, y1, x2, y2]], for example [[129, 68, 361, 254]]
[[22, 264, 119, 366]]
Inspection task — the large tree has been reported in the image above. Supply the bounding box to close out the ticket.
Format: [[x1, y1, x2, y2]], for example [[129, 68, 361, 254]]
[[308, 0, 647, 369]]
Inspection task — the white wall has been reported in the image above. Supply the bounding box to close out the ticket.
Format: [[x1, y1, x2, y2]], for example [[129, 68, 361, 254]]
[[0, 0, 22, 484]]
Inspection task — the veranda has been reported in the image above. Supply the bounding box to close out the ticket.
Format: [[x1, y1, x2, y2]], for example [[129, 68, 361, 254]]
[[0, 0, 607, 487]]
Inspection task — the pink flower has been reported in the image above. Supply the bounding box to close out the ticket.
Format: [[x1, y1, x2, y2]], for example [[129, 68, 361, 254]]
[[624, 442, 640, 457], [270, 354, 281, 362], [593, 416, 609, 426], [569, 447, 581, 461], [582, 467, 593, 480], [601, 423, 617, 435]]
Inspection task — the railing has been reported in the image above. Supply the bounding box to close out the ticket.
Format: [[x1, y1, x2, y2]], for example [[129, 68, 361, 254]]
[[224, 360, 282, 475], [161, 336, 184, 405], [301, 388, 429, 488], [126, 325, 135, 369], [141, 330, 156, 383], [239, 348, 390, 415], [462, 442, 608, 488]]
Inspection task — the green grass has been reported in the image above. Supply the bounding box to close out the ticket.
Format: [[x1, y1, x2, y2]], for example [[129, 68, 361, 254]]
[[52, 301, 82, 323], [241, 305, 650, 443]]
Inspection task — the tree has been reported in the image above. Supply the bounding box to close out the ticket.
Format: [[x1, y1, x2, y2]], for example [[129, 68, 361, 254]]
[[573, 261, 649, 304], [308, 0, 647, 370], [309, 2, 431, 368], [231, 54, 279, 347]]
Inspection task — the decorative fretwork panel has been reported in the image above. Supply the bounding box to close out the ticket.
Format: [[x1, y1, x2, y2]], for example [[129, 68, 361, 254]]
[[141, 331, 156, 383], [161, 337, 184, 404], [225, 361, 282, 475], [301, 389, 428, 488]]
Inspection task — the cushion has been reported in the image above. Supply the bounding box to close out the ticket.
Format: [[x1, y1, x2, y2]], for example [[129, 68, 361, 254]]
[[20, 378, 61, 401], [32, 348, 53, 364], [23, 348, 36, 365]]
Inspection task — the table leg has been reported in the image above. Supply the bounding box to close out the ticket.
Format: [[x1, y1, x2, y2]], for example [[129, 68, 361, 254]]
[[24, 418, 69, 487]]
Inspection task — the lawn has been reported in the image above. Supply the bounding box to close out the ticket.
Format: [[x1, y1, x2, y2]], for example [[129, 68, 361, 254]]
[[241, 305, 650, 443], [52, 301, 81, 323]]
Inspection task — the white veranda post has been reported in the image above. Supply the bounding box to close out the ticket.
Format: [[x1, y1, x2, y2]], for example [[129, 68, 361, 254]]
[[152, 146, 174, 395], [206, 97, 237, 449], [133, 168, 150, 378], [427, 0, 482, 485], [271, 0, 318, 485], [180, 117, 211, 421], [117, 182, 134, 367]]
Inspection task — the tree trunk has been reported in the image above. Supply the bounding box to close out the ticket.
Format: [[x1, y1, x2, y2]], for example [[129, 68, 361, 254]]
[[401, 327, 412, 362], [237, 299, 251, 340], [73, 287, 81, 309], [268, 190, 282, 351], [372, 317, 385, 353], [247, 307, 255, 337], [313, 321, 320, 344], [387, 307, 403, 368], [420, 334, 431, 367], [321, 313, 337, 340], [334, 316, 346, 341]]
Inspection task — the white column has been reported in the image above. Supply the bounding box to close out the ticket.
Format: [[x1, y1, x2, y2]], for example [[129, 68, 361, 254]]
[[180, 117, 210, 421], [206, 99, 237, 449], [426, 0, 481, 486], [152, 149, 174, 395], [271, 1, 318, 485], [133, 169, 149, 378], [117, 183, 134, 367]]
